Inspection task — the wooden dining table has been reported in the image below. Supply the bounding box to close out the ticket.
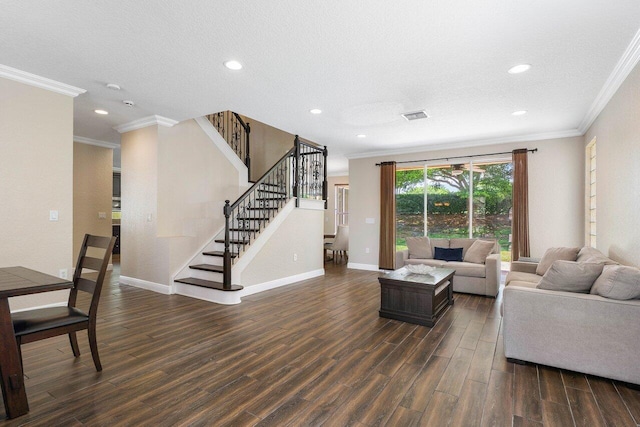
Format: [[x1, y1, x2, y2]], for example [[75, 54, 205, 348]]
[[0, 266, 73, 419]]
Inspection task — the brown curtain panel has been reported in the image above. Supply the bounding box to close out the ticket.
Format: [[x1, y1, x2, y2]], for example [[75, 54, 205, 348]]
[[379, 161, 396, 270], [512, 149, 530, 261]]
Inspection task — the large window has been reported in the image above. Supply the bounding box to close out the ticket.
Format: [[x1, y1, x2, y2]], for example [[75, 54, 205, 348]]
[[334, 184, 349, 230], [396, 160, 513, 261], [587, 139, 596, 247]]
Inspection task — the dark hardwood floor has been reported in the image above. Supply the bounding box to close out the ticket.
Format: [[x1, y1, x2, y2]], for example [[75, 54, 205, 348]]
[[1, 262, 639, 426]]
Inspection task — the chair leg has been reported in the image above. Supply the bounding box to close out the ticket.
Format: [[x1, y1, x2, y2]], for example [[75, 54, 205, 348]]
[[69, 332, 80, 357], [87, 324, 102, 372], [16, 337, 24, 378]]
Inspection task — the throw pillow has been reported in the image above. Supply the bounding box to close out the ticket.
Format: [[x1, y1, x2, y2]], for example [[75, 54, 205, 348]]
[[434, 247, 463, 262], [576, 246, 619, 265], [406, 236, 432, 259], [463, 240, 495, 264], [535, 247, 580, 276], [537, 261, 604, 293], [591, 265, 640, 300]]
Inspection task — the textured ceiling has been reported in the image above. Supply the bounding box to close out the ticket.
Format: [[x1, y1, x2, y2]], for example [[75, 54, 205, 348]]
[[2, 1, 640, 173]]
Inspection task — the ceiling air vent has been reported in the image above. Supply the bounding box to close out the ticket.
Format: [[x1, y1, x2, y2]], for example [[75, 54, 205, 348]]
[[402, 110, 429, 121]]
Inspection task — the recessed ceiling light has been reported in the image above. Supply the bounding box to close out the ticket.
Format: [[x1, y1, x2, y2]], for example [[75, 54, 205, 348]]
[[512, 110, 527, 116], [94, 109, 109, 115], [508, 64, 531, 74], [224, 60, 243, 70], [106, 83, 121, 90], [309, 109, 322, 115], [357, 134, 366, 138]]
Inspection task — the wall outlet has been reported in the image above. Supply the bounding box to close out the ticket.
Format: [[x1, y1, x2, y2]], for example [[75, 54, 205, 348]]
[[98, 212, 107, 219], [365, 247, 370, 254], [293, 253, 298, 262], [59, 269, 68, 279], [49, 210, 59, 221], [147, 213, 153, 222]]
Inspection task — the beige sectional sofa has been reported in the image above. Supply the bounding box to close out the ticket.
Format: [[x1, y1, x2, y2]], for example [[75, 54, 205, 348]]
[[396, 237, 501, 297], [503, 246, 640, 385]]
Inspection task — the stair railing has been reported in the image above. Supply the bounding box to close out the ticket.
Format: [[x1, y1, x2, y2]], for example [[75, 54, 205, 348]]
[[222, 135, 328, 288], [206, 111, 251, 177]]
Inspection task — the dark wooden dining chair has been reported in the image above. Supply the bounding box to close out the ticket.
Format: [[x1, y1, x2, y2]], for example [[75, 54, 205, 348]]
[[12, 234, 116, 372]]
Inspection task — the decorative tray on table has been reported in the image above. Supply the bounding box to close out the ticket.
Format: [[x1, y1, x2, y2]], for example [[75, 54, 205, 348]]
[[404, 264, 435, 275]]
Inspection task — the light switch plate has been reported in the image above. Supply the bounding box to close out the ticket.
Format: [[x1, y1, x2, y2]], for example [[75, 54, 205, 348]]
[[49, 210, 59, 221], [98, 212, 107, 219], [365, 217, 375, 224]]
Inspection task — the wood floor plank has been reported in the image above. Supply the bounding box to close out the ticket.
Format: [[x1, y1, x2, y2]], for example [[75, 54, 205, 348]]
[[566, 386, 605, 427], [541, 400, 575, 427], [539, 366, 567, 405], [513, 363, 542, 422], [588, 376, 636, 427], [449, 379, 487, 427], [385, 406, 423, 427], [418, 391, 458, 426], [616, 382, 640, 424], [399, 355, 450, 412], [480, 369, 513, 427], [359, 363, 421, 426], [0, 264, 637, 426], [435, 347, 474, 397], [466, 339, 495, 384], [512, 415, 543, 427]]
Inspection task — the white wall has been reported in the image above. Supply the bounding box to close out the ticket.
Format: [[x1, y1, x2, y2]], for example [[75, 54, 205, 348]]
[[348, 137, 585, 269], [120, 119, 242, 287], [238, 207, 324, 286], [73, 142, 113, 261], [120, 126, 171, 286], [585, 62, 640, 267], [0, 77, 74, 310]]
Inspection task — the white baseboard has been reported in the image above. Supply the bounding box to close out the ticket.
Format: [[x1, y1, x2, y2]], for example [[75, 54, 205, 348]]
[[347, 262, 382, 272], [119, 276, 172, 295], [173, 282, 242, 305], [240, 269, 325, 297], [11, 302, 67, 313]]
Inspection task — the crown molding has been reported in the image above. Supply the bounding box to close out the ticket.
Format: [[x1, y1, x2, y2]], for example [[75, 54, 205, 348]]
[[578, 28, 640, 134], [0, 64, 86, 97], [114, 115, 179, 133], [345, 129, 582, 160], [74, 135, 119, 149]]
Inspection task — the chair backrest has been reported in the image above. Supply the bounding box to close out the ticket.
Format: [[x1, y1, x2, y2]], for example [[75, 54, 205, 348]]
[[69, 234, 116, 317], [332, 226, 349, 251]]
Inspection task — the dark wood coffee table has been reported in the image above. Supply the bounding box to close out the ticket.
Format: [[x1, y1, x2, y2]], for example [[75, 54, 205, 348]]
[[378, 267, 455, 327]]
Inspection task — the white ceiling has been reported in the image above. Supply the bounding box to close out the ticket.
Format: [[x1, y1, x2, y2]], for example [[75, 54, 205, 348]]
[[2, 1, 640, 173]]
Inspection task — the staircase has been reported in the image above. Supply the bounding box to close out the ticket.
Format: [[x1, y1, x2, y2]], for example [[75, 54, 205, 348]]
[[174, 114, 327, 297]]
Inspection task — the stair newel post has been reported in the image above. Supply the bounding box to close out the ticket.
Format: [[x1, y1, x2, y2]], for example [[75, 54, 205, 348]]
[[294, 135, 301, 207], [245, 122, 251, 180], [322, 145, 328, 209], [223, 200, 232, 289]]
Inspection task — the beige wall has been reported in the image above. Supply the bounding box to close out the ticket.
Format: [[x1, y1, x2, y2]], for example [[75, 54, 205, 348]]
[[348, 136, 585, 268], [73, 142, 113, 261], [585, 62, 640, 267], [0, 78, 74, 310], [324, 175, 349, 235], [239, 207, 324, 286], [157, 120, 241, 275], [121, 119, 241, 286], [121, 125, 171, 285], [239, 115, 295, 181]]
